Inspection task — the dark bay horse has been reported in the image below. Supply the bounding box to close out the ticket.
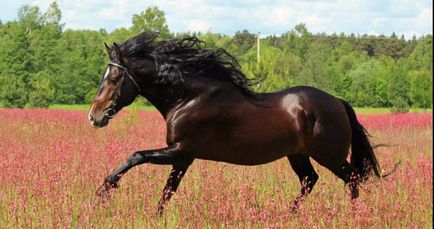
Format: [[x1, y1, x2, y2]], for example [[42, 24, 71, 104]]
[[88, 32, 382, 214]]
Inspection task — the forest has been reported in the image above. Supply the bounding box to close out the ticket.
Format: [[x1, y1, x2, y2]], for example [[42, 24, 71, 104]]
[[0, 2, 432, 111]]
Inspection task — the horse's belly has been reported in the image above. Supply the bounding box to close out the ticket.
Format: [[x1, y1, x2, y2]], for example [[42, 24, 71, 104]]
[[197, 149, 291, 165], [182, 100, 308, 165], [195, 135, 300, 165]]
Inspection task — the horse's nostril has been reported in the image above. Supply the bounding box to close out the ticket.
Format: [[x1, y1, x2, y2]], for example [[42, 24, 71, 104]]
[[89, 114, 94, 122]]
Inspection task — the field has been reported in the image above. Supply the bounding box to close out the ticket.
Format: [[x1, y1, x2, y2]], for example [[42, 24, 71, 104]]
[[0, 109, 432, 228], [47, 103, 433, 115]]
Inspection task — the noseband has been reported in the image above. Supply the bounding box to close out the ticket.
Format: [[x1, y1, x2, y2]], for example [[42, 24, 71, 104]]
[[105, 62, 142, 119]]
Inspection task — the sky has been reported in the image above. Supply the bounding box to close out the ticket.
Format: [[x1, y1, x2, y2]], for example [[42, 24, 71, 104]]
[[0, 0, 432, 38]]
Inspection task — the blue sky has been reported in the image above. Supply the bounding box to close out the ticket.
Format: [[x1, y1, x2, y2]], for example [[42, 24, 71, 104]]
[[0, 0, 432, 38]]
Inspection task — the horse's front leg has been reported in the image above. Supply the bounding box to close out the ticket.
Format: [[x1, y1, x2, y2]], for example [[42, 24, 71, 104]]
[[96, 146, 189, 197]]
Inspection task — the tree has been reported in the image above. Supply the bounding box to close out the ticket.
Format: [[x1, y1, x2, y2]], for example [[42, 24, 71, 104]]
[[406, 35, 432, 72], [376, 32, 405, 59], [27, 2, 62, 107], [334, 49, 369, 98], [54, 29, 106, 104], [0, 4, 432, 108], [130, 6, 171, 39], [355, 35, 376, 57], [43, 1, 62, 25], [387, 62, 410, 113], [293, 23, 311, 59], [197, 31, 221, 48], [0, 22, 32, 107], [295, 43, 337, 94], [0, 74, 28, 108], [17, 5, 43, 35], [108, 27, 132, 44], [294, 23, 309, 37], [242, 44, 299, 92], [346, 59, 392, 107], [409, 70, 432, 108], [231, 30, 256, 56], [27, 71, 54, 108]]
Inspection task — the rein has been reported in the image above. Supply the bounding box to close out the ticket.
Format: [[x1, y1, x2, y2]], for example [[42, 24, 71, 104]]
[[105, 62, 142, 119]]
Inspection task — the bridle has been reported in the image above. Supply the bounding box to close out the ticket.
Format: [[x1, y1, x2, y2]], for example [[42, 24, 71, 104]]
[[105, 62, 142, 119]]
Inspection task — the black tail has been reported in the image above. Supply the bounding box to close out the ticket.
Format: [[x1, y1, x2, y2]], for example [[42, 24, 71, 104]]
[[340, 99, 382, 181]]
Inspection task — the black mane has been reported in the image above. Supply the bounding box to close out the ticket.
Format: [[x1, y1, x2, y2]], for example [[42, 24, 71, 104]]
[[119, 32, 158, 58], [119, 32, 256, 96]]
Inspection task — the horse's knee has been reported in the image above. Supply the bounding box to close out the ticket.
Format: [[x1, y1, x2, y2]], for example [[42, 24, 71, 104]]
[[127, 151, 145, 164]]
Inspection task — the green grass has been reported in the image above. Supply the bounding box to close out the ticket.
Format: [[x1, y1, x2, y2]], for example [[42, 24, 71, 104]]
[[49, 103, 156, 111], [47, 104, 432, 115], [49, 104, 91, 110], [354, 107, 432, 114]]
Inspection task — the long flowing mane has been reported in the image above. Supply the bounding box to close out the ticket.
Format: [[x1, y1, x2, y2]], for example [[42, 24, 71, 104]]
[[119, 32, 256, 96]]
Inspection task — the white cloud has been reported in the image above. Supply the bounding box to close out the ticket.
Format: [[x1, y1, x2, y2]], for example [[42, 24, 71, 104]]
[[186, 19, 212, 33], [0, 0, 431, 37]]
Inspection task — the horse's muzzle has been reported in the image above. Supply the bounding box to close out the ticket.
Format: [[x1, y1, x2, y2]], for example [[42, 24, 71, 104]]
[[89, 114, 109, 128]]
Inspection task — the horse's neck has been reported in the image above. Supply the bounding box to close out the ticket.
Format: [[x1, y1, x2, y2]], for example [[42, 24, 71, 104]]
[[141, 92, 176, 119], [141, 78, 208, 119], [140, 85, 187, 119]]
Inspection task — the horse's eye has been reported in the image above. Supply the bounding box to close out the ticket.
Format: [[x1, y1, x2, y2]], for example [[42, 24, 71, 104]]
[[108, 78, 118, 85]]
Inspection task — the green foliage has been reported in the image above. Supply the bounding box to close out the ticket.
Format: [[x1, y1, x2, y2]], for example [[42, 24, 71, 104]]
[[17, 5, 43, 33], [409, 70, 432, 108], [0, 20, 32, 107], [27, 74, 54, 108], [296, 43, 337, 94], [0, 74, 28, 108], [242, 44, 299, 92], [43, 1, 62, 24], [53, 29, 106, 104], [231, 30, 256, 56], [387, 63, 410, 112], [131, 6, 171, 39], [0, 4, 432, 109], [107, 28, 132, 44], [406, 35, 432, 72]]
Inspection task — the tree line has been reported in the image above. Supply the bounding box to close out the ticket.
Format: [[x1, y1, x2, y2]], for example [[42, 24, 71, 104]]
[[0, 3, 432, 111]]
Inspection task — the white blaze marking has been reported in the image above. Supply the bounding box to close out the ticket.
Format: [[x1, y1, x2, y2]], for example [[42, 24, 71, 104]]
[[88, 106, 94, 122], [88, 66, 110, 122], [103, 66, 110, 79]]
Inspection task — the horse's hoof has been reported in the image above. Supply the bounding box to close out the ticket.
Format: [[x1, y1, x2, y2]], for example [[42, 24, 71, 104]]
[[156, 203, 165, 217], [95, 182, 117, 197], [290, 204, 299, 214], [95, 185, 109, 197]]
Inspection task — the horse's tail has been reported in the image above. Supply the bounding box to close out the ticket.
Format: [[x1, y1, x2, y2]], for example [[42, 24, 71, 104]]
[[340, 99, 382, 181]]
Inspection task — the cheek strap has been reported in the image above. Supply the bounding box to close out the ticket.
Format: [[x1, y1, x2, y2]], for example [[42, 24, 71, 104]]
[[108, 62, 142, 94]]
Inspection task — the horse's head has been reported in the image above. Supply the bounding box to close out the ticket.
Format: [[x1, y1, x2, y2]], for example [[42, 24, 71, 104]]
[[88, 43, 142, 128]]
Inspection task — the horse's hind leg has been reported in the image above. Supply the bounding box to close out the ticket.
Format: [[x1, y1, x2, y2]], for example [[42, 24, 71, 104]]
[[157, 162, 191, 215], [288, 154, 319, 210], [330, 160, 360, 199], [311, 153, 360, 200]]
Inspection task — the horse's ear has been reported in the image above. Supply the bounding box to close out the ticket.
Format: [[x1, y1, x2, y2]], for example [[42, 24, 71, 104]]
[[112, 42, 129, 65], [104, 42, 111, 56]]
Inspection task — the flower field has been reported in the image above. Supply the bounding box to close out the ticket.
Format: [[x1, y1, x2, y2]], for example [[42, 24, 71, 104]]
[[0, 109, 432, 228]]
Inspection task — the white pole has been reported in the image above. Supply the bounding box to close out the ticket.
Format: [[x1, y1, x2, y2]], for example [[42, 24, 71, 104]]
[[257, 32, 260, 63]]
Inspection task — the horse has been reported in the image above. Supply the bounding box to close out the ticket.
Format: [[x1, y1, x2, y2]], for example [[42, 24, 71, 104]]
[[88, 32, 382, 214]]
